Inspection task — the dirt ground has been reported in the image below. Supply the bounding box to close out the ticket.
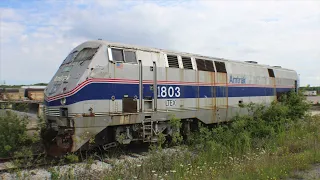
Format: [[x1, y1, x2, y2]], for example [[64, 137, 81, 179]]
[[310, 106, 320, 116], [287, 164, 320, 180], [307, 96, 320, 105]]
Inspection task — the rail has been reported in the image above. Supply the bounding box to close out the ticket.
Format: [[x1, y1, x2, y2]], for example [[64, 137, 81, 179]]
[[0, 100, 43, 103]]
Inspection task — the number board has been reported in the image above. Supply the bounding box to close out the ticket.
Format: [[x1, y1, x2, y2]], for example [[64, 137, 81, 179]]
[[157, 85, 181, 98]]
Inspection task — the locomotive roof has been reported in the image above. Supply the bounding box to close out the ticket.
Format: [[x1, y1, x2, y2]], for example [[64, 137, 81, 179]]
[[84, 40, 296, 72]]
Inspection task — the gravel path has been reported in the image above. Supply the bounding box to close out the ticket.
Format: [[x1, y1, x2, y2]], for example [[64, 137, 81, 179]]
[[0, 148, 183, 180], [287, 164, 320, 180]]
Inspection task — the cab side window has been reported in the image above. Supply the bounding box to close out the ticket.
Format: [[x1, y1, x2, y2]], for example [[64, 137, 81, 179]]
[[111, 48, 137, 64], [111, 49, 124, 62], [124, 51, 137, 63]]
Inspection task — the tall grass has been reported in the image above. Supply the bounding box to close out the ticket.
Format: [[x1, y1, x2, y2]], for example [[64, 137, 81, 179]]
[[103, 91, 320, 180]]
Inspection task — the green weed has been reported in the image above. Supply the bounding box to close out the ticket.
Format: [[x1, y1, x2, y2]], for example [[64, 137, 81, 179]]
[[102, 91, 320, 180]]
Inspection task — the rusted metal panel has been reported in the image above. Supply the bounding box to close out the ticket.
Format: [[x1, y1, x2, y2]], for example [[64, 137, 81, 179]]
[[123, 97, 137, 113], [270, 77, 277, 101], [211, 72, 216, 122], [216, 72, 228, 108], [196, 70, 200, 109], [216, 72, 228, 122], [205, 71, 213, 109]]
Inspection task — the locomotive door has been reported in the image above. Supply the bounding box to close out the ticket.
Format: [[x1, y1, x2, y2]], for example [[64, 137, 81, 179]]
[[138, 59, 157, 113], [215, 61, 228, 122]]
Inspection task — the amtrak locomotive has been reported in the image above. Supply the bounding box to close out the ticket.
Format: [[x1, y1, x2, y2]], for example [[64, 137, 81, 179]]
[[41, 40, 298, 156]]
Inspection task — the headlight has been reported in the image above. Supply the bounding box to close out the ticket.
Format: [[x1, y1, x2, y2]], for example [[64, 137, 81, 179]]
[[60, 98, 66, 105]]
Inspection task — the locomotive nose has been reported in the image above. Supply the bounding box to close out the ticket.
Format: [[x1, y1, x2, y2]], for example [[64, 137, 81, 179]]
[[41, 125, 73, 157]]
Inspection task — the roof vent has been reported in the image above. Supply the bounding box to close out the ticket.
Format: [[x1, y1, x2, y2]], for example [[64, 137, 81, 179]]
[[244, 61, 258, 64]]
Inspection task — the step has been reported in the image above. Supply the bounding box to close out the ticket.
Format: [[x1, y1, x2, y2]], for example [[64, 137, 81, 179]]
[[143, 118, 152, 122], [143, 137, 158, 143]]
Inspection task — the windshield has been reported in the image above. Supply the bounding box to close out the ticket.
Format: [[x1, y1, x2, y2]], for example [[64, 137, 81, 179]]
[[48, 83, 61, 95], [73, 47, 100, 62], [62, 51, 78, 65], [62, 65, 73, 72]]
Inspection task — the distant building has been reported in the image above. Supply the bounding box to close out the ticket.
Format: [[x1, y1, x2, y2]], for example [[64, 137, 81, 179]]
[[0, 88, 21, 100], [303, 90, 317, 96], [0, 86, 46, 101], [21, 86, 47, 89]]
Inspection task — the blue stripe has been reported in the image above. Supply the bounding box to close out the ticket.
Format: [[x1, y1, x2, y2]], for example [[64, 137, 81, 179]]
[[276, 88, 293, 93], [45, 83, 293, 106]]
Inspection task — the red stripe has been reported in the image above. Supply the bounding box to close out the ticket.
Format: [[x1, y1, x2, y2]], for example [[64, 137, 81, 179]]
[[47, 80, 91, 101]]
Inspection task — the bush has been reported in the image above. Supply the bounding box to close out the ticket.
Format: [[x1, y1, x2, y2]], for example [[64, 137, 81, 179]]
[[0, 110, 38, 157], [278, 91, 311, 120], [189, 90, 312, 156]]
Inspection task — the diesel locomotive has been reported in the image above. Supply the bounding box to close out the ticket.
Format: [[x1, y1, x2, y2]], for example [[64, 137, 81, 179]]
[[41, 40, 298, 156]]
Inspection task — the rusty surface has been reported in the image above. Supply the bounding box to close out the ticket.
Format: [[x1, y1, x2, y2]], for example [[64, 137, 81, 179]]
[[41, 127, 73, 157], [123, 97, 137, 113]]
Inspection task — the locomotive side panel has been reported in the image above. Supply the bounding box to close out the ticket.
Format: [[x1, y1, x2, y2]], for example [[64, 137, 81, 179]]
[[154, 55, 168, 111], [180, 61, 198, 111], [215, 60, 228, 122], [162, 54, 183, 112], [226, 61, 279, 120], [194, 67, 215, 124], [274, 68, 297, 93], [41, 40, 299, 156]]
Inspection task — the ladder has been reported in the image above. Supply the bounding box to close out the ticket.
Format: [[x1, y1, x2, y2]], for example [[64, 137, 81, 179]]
[[142, 118, 154, 142]]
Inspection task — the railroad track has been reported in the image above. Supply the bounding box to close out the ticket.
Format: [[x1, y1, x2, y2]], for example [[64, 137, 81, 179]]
[[0, 153, 49, 173], [0, 153, 45, 163], [0, 142, 152, 174]]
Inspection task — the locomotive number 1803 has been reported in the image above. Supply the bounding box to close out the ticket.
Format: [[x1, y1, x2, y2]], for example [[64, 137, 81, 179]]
[[157, 86, 181, 98]]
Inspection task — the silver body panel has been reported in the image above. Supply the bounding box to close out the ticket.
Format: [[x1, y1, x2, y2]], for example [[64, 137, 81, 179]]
[[43, 40, 298, 153]]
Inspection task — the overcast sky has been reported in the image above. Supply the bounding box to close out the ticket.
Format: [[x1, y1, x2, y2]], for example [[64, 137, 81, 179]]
[[1, 0, 319, 86]]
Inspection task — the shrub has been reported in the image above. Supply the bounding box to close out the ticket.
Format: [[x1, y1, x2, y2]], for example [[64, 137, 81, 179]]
[[189, 90, 312, 156], [278, 91, 311, 120], [0, 110, 38, 157]]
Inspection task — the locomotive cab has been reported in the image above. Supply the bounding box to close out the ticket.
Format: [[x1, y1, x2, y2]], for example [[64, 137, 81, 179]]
[[45, 41, 105, 99], [42, 41, 110, 155]]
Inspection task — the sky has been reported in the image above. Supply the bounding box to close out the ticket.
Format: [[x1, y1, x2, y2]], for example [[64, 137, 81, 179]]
[[0, 0, 319, 86]]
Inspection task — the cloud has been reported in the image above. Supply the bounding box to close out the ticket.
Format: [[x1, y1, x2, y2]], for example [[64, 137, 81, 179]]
[[0, 0, 319, 86]]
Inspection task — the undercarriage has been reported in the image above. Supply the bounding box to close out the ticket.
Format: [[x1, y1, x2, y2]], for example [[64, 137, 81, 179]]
[[40, 116, 197, 157]]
